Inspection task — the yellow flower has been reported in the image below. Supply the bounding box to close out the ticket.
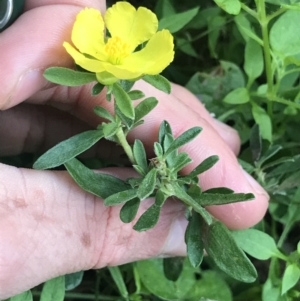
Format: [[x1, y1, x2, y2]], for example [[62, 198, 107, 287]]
[[63, 2, 174, 84]]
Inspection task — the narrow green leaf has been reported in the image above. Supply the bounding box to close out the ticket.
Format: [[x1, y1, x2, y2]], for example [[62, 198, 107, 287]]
[[120, 80, 135, 92], [120, 198, 141, 223], [134, 97, 159, 122], [158, 7, 199, 33], [163, 258, 184, 282], [164, 127, 202, 158], [252, 103, 272, 142], [204, 187, 234, 194], [143, 74, 171, 94], [108, 266, 129, 300], [170, 152, 192, 173], [232, 229, 280, 260], [92, 83, 104, 95], [164, 133, 177, 166], [186, 211, 204, 268], [202, 221, 257, 283], [113, 82, 135, 119], [213, 0, 241, 15], [94, 106, 114, 122], [133, 204, 161, 231], [282, 264, 300, 295], [258, 145, 282, 166], [250, 124, 262, 162], [102, 122, 119, 138], [158, 120, 173, 145], [128, 90, 145, 100], [105, 189, 138, 206], [44, 67, 97, 86], [188, 155, 219, 178], [195, 192, 254, 206], [223, 87, 250, 104], [137, 169, 158, 200], [154, 142, 164, 157], [64, 158, 130, 199], [33, 130, 104, 169], [155, 189, 168, 207], [40, 276, 65, 301], [115, 105, 134, 129], [10, 291, 33, 301], [244, 39, 264, 82], [133, 140, 148, 175], [171, 183, 212, 225], [65, 271, 84, 291]]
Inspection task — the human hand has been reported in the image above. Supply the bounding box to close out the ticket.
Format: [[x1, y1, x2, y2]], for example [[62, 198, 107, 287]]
[[0, 0, 269, 298]]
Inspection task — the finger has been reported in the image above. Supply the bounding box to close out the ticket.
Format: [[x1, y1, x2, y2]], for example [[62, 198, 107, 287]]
[[0, 164, 186, 299], [28, 81, 269, 229], [0, 1, 105, 110], [171, 84, 241, 155], [0, 104, 124, 162]]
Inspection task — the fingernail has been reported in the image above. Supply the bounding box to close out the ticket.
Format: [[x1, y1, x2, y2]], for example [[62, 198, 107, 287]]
[[5, 69, 48, 109], [242, 169, 269, 197], [161, 218, 187, 256]]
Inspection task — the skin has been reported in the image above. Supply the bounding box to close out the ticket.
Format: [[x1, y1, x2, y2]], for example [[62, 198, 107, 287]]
[[0, 0, 269, 298]]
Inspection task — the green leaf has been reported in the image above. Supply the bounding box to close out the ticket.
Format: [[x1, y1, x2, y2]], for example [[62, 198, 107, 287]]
[[213, 0, 241, 15], [93, 106, 114, 122], [137, 169, 158, 200], [108, 267, 129, 300], [171, 183, 212, 225], [119, 80, 135, 92], [223, 87, 250, 104], [244, 39, 264, 82], [170, 152, 192, 173], [158, 120, 173, 145], [234, 14, 263, 44], [252, 103, 272, 142], [136, 259, 197, 300], [195, 192, 254, 206], [164, 127, 202, 157], [155, 0, 176, 19], [133, 204, 161, 231], [115, 105, 134, 129], [133, 140, 148, 175], [44, 67, 97, 86], [134, 97, 159, 122], [158, 7, 199, 33], [102, 122, 119, 138], [202, 221, 257, 283], [232, 229, 280, 260], [33, 130, 104, 169], [10, 291, 33, 301], [105, 189, 138, 206], [127, 90, 145, 100], [164, 134, 177, 166], [143, 74, 171, 94], [120, 198, 140, 223], [250, 124, 262, 162], [65, 271, 84, 291], [258, 145, 282, 166], [163, 257, 184, 282], [282, 264, 300, 295], [113, 82, 135, 119], [188, 155, 219, 178], [270, 10, 300, 58], [186, 211, 204, 268], [204, 187, 234, 194], [92, 83, 104, 95], [40, 276, 65, 301], [64, 158, 129, 199], [154, 142, 164, 157]]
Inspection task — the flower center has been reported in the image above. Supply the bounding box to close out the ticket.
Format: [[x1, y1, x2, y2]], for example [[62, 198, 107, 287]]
[[105, 36, 131, 65]]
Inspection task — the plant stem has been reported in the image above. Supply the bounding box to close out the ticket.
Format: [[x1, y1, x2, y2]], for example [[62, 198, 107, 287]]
[[116, 126, 135, 164], [241, 3, 258, 19], [256, 0, 274, 116]]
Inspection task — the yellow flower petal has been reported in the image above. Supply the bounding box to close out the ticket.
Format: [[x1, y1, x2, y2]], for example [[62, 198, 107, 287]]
[[98, 61, 142, 79], [105, 2, 158, 51], [121, 30, 174, 75], [63, 42, 106, 73], [72, 8, 107, 61]]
